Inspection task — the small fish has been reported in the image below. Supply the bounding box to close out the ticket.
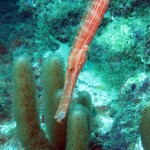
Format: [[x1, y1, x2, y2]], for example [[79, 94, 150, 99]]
[[95, 85, 106, 90]]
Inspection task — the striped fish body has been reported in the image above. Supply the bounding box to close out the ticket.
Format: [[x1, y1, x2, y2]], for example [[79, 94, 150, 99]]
[[54, 0, 110, 122], [71, 0, 110, 56]]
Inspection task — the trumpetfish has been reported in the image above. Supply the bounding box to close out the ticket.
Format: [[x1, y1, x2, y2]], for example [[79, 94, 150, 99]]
[[54, 0, 110, 122]]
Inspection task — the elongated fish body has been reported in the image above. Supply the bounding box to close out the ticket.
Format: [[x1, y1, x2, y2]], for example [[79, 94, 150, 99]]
[[54, 0, 110, 122]]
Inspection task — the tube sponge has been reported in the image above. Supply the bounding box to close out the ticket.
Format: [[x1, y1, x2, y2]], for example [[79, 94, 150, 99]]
[[42, 54, 64, 101], [77, 91, 92, 134], [66, 104, 89, 150], [12, 55, 57, 150], [66, 91, 92, 150], [12, 55, 92, 150], [140, 104, 150, 150], [49, 90, 67, 150], [41, 55, 66, 149]]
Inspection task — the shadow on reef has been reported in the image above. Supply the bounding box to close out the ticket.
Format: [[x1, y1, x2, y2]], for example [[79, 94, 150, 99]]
[[94, 75, 150, 150]]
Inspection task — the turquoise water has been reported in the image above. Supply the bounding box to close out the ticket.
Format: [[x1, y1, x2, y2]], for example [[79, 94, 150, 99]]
[[0, 0, 149, 149]]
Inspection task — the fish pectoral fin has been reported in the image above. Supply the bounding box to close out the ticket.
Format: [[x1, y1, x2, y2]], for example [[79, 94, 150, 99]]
[[83, 44, 89, 52]]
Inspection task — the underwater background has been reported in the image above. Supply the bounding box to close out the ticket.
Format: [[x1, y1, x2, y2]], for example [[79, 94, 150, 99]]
[[0, 0, 150, 149]]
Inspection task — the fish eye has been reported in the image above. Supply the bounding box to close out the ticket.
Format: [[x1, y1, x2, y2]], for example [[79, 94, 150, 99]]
[[69, 67, 73, 71], [69, 68, 73, 71]]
